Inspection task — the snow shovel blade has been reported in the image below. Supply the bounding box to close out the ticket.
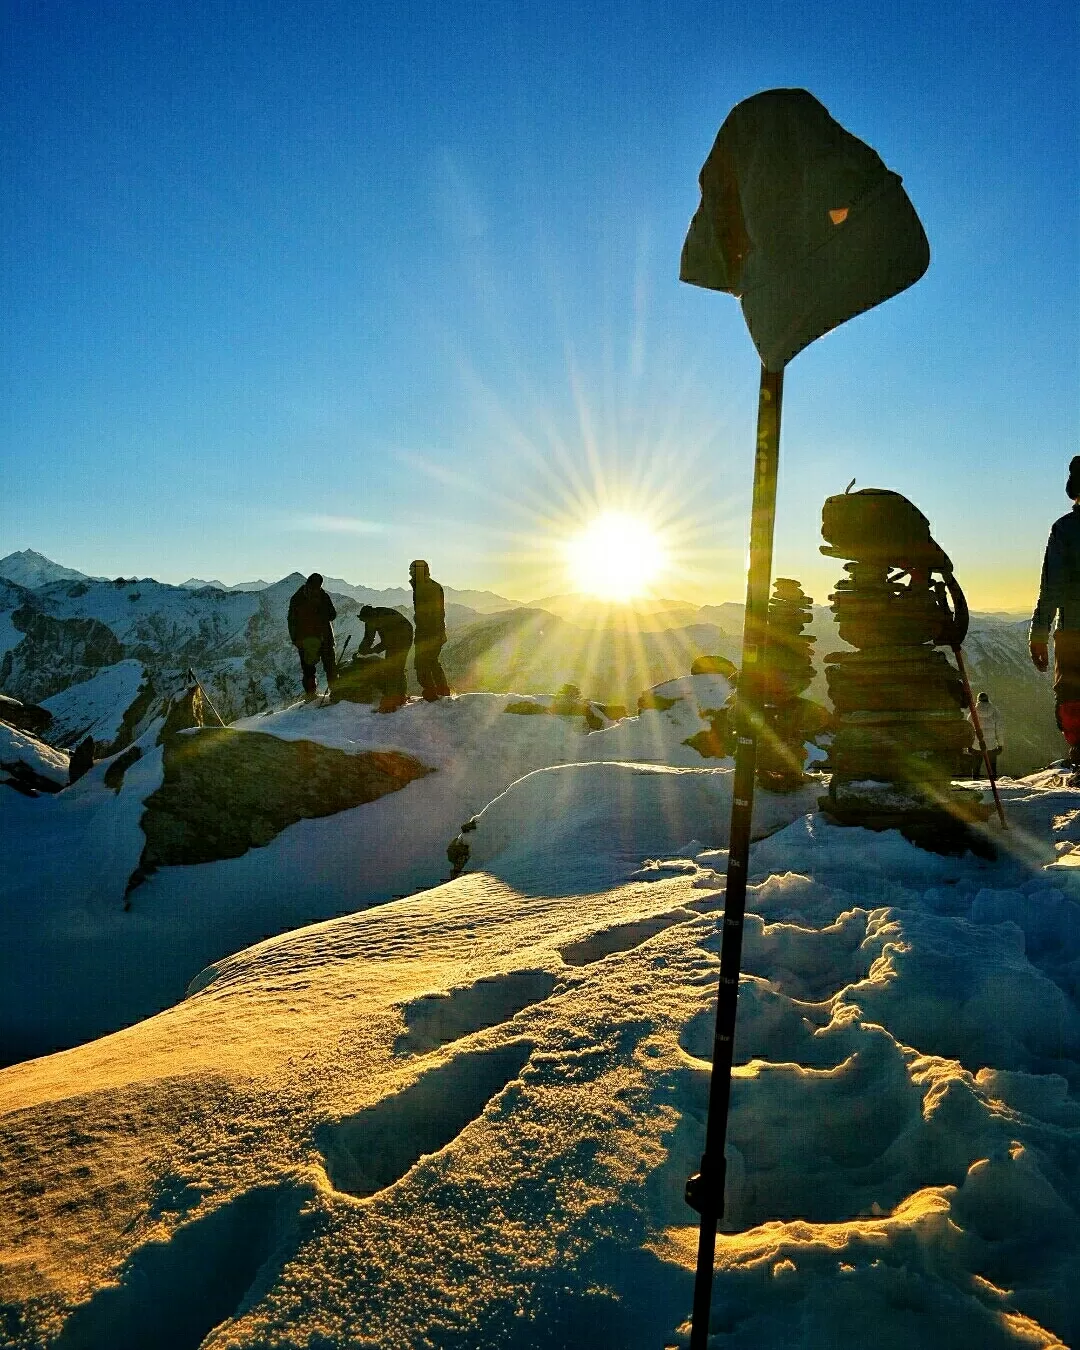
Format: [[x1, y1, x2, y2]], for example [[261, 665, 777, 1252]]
[[681, 88, 929, 370]]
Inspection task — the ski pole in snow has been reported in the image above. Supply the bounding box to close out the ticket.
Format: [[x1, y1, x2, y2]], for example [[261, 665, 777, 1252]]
[[679, 90, 930, 1349], [952, 644, 1007, 829]]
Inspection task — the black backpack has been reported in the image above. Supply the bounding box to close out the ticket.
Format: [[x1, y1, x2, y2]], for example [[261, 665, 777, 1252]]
[[820, 487, 952, 571]]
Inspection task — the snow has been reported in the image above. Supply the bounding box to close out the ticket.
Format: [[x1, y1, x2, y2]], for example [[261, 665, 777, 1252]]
[[0, 680, 737, 1059], [40, 658, 145, 747], [1, 680, 1079, 1349], [0, 722, 69, 788]]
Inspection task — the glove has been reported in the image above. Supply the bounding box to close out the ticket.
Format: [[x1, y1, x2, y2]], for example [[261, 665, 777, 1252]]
[[1030, 640, 1049, 672]]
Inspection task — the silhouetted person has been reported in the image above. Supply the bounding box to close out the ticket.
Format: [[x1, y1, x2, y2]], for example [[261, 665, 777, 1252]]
[[410, 559, 451, 701], [288, 573, 336, 700], [967, 691, 1003, 779], [357, 604, 413, 712], [1031, 457, 1080, 766]]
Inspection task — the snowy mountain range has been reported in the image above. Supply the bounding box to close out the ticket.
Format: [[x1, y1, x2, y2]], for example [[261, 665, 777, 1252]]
[[0, 550, 1057, 773]]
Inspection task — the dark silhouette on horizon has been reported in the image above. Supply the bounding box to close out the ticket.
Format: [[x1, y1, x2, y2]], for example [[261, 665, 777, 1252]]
[[1030, 456, 1080, 772], [410, 560, 451, 701], [287, 573, 337, 701]]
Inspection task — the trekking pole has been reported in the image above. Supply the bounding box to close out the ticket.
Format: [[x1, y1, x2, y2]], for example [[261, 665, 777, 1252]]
[[336, 633, 352, 666], [951, 645, 1007, 829], [685, 365, 783, 1349], [678, 91, 930, 1349]]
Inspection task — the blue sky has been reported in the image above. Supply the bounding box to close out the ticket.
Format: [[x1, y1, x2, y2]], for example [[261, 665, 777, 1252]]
[[1, 0, 1076, 607]]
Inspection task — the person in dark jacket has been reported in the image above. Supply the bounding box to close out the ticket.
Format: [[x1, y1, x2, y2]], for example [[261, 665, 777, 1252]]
[[357, 604, 413, 712], [1031, 456, 1080, 765], [410, 559, 451, 701], [288, 573, 337, 700]]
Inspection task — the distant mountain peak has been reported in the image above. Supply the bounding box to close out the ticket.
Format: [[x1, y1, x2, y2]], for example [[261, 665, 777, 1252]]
[[181, 577, 272, 592], [0, 549, 94, 588]]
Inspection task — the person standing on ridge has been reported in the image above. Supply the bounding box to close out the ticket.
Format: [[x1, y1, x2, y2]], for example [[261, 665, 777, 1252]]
[[966, 691, 1004, 779], [357, 604, 413, 712], [288, 573, 337, 701], [410, 559, 451, 701], [1030, 456, 1080, 768]]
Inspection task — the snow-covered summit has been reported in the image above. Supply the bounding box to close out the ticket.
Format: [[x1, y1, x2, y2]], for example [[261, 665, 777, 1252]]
[[0, 548, 96, 588], [2, 710, 1079, 1346]]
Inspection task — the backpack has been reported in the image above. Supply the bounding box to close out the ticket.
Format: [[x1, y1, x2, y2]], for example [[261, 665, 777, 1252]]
[[820, 487, 952, 571]]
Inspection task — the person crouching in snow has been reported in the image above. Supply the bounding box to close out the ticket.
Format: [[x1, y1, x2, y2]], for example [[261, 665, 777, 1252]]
[[288, 573, 337, 701], [1031, 456, 1080, 769], [966, 691, 1003, 778], [357, 604, 414, 712]]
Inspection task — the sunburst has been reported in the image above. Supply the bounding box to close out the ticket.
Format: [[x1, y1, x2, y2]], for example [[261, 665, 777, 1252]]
[[565, 511, 667, 602]]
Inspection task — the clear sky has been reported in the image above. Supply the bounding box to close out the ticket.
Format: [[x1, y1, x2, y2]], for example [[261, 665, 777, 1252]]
[[1, 0, 1077, 608]]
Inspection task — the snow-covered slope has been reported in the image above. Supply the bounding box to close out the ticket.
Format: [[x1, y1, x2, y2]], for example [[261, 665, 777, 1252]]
[[39, 659, 147, 748], [0, 678, 741, 1060], [1, 759, 1078, 1347], [0, 723, 69, 792]]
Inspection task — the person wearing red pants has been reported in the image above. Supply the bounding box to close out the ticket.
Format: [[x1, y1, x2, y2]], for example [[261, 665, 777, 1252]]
[[1031, 457, 1080, 767]]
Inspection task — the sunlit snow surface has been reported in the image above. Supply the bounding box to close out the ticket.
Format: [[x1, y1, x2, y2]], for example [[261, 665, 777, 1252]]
[[1, 688, 1080, 1347]]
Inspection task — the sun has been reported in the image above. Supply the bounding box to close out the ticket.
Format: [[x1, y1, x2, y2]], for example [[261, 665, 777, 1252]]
[[566, 512, 667, 601]]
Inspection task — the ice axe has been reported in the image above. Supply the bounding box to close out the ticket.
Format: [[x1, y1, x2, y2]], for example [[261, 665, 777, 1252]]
[[679, 88, 930, 1348]]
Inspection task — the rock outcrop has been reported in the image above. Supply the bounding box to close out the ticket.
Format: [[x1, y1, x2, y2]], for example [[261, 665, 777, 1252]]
[[131, 729, 432, 884]]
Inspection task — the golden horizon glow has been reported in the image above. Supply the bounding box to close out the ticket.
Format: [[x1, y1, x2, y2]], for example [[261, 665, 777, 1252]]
[[565, 511, 667, 601]]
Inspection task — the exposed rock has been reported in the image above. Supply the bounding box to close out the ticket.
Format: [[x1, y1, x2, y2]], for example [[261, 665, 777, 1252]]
[[503, 686, 620, 728], [68, 735, 94, 784], [100, 672, 158, 756], [637, 690, 678, 712], [683, 720, 730, 759], [756, 578, 818, 792], [133, 729, 432, 880], [0, 608, 124, 704], [690, 653, 738, 681], [103, 745, 143, 793], [817, 489, 981, 851], [157, 683, 208, 743], [0, 692, 52, 735]]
